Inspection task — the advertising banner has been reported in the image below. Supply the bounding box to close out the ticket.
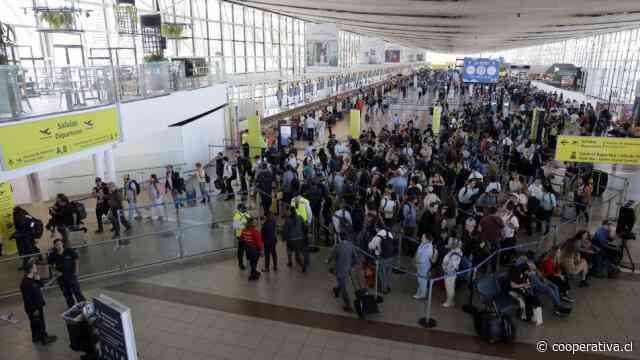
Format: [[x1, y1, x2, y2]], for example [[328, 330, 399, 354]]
[[555, 135, 640, 165], [462, 58, 501, 83], [432, 106, 442, 136], [385, 50, 401, 63], [247, 115, 262, 161], [0, 182, 16, 254], [359, 37, 384, 65], [0, 106, 120, 171], [530, 108, 539, 142], [305, 23, 338, 67], [94, 294, 138, 360]]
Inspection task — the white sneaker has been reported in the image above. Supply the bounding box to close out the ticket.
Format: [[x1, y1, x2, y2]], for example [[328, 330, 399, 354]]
[[442, 302, 454, 308], [413, 295, 426, 300]]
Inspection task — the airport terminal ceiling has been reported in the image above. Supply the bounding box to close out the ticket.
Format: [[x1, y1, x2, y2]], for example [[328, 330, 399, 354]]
[[230, 0, 640, 53]]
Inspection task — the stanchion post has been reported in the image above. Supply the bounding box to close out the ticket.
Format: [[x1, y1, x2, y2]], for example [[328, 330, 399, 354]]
[[175, 205, 184, 258], [419, 278, 437, 328]]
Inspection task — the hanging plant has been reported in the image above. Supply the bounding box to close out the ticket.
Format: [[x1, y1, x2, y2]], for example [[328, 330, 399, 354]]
[[40, 11, 77, 30], [161, 24, 184, 39], [144, 53, 167, 63]]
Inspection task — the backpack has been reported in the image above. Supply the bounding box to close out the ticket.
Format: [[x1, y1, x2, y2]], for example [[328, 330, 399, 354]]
[[72, 201, 87, 221], [26, 216, 44, 239], [131, 180, 141, 195], [204, 173, 211, 184]]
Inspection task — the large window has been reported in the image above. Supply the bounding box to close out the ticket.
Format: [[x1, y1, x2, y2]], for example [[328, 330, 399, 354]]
[[490, 28, 640, 103], [0, 0, 306, 76]]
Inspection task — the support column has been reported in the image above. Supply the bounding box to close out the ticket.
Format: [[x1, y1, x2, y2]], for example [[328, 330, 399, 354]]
[[93, 152, 106, 182], [104, 148, 117, 184], [26, 173, 44, 203]]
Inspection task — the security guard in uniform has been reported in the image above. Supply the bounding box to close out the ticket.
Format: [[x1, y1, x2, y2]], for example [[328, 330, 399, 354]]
[[20, 261, 57, 345], [232, 203, 250, 270], [47, 239, 86, 308]]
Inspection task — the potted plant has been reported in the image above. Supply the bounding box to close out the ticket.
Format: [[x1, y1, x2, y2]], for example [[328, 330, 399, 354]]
[[40, 10, 77, 30], [161, 24, 184, 39], [143, 53, 167, 63]]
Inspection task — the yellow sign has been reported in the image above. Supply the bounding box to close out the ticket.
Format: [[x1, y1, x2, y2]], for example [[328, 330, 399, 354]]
[[0, 106, 120, 171], [246, 115, 262, 161], [0, 182, 16, 255], [530, 108, 539, 142], [555, 135, 640, 165], [350, 110, 361, 140], [432, 106, 442, 136]]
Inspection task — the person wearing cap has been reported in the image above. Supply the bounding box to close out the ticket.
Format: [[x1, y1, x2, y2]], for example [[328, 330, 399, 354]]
[[240, 218, 263, 281], [442, 238, 463, 308], [20, 260, 57, 346], [233, 203, 250, 270]]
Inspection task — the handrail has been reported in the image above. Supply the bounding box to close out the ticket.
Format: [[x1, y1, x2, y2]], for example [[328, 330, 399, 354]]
[[47, 162, 188, 182]]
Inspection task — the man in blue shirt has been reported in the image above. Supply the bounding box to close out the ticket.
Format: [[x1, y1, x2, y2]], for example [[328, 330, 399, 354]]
[[592, 221, 621, 262], [387, 171, 408, 201]]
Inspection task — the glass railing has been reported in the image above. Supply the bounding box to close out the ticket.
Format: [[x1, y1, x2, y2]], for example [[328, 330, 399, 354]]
[[0, 59, 224, 122], [0, 187, 241, 297]]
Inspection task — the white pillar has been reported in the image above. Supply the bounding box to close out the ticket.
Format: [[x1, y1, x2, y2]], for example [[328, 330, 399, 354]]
[[93, 152, 106, 182], [104, 148, 117, 184], [26, 173, 44, 203]]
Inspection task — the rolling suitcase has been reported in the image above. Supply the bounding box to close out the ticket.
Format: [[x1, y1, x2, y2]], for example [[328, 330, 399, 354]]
[[349, 272, 379, 319]]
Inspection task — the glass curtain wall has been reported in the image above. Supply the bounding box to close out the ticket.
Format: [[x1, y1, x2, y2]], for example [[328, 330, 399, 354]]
[[490, 28, 640, 103], [338, 30, 361, 68], [0, 0, 305, 76]]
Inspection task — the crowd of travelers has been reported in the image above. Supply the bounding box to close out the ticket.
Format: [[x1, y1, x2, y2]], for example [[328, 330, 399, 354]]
[[9, 68, 634, 346]]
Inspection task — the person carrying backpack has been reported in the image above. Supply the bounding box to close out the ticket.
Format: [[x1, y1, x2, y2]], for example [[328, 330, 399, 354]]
[[442, 238, 463, 308], [368, 226, 394, 294], [540, 185, 557, 235], [123, 174, 142, 222], [12, 207, 41, 270], [402, 197, 418, 256]]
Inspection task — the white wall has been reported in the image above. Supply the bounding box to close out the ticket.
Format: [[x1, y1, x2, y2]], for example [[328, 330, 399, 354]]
[[12, 84, 228, 201], [531, 80, 598, 106], [181, 108, 226, 168]]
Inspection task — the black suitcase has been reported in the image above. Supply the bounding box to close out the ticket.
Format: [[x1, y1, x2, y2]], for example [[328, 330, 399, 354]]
[[474, 311, 516, 344], [350, 273, 379, 319]]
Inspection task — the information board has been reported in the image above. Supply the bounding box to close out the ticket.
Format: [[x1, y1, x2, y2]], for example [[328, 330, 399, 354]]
[[462, 58, 501, 84], [555, 135, 640, 165], [94, 294, 138, 360], [0, 106, 120, 171]]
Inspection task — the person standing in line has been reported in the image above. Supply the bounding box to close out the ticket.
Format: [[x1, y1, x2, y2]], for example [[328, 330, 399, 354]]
[[47, 239, 86, 308], [368, 226, 394, 294], [92, 177, 110, 234], [147, 174, 165, 222], [165, 165, 185, 209], [233, 203, 250, 270], [329, 237, 358, 313], [441, 238, 463, 308], [261, 210, 278, 272], [195, 163, 210, 203], [123, 174, 142, 222], [283, 205, 309, 272], [240, 218, 263, 281], [108, 182, 131, 241], [414, 233, 434, 300], [20, 261, 57, 346]]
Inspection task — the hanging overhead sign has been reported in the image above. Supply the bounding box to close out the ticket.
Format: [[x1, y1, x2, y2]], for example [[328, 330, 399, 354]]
[[0, 106, 121, 171], [555, 135, 640, 165], [462, 58, 501, 84]]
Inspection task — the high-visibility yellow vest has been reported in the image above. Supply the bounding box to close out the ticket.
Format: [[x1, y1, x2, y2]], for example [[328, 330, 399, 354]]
[[233, 211, 248, 237], [291, 196, 309, 222]]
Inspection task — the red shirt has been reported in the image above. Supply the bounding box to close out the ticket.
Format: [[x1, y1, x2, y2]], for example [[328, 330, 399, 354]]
[[540, 257, 561, 278], [241, 228, 263, 250]]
